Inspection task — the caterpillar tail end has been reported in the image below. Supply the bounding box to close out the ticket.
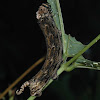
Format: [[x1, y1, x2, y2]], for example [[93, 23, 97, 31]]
[[16, 81, 30, 95]]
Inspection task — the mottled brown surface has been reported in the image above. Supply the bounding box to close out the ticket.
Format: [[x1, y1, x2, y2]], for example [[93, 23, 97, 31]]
[[16, 3, 62, 97]]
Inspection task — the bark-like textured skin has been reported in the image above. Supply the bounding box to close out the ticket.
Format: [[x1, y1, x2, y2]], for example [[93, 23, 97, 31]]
[[16, 3, 62, 97]]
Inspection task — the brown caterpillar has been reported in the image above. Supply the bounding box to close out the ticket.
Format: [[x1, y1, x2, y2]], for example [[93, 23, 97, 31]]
[[16, 3, 62, 97]]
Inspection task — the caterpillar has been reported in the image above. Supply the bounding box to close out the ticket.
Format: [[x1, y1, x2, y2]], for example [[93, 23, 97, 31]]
[[16, 3, 62, 97]]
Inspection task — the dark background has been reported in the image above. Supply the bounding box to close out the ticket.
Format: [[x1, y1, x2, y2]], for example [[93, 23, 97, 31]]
[[0, 0, 100, 100]]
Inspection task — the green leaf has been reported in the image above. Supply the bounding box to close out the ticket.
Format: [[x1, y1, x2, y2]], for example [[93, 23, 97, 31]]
[[47, 0, 60, 30], [63, 34, 85, 59]]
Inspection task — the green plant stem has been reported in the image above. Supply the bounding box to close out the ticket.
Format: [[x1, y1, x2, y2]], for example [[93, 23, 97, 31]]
[[27, 96, 36, 100]]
